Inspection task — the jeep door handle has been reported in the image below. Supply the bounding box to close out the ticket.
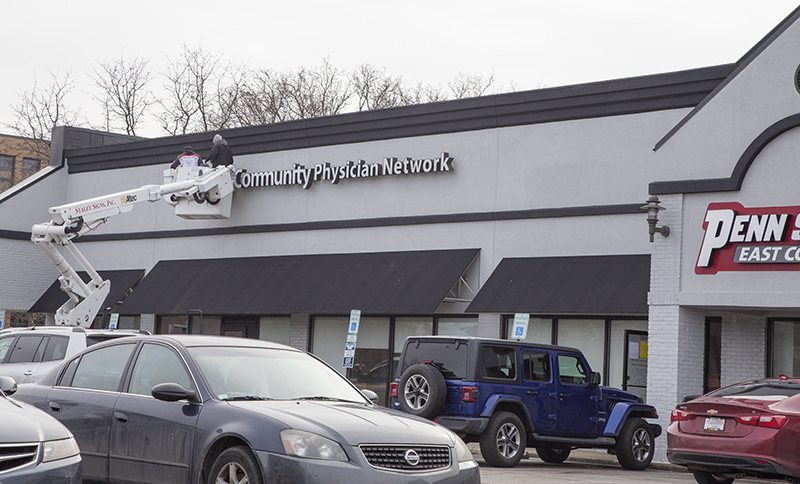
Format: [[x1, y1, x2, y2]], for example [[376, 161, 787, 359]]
[[559, 393, 571, 399], [114, 412, 129, 424], [526, 391, 538, 396], [23, 370, 33, 376], [48, 402, 62, 412]]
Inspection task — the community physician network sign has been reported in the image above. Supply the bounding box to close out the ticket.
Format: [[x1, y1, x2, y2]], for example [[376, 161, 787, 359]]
[[234, 152, 455, 190], [696, 202, 800, 274]]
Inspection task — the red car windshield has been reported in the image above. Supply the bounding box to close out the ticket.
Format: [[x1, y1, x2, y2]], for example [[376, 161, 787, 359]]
[[707, 381, 800, 399]]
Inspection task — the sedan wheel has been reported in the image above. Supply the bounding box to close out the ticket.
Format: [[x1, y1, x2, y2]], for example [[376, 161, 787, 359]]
[[209, 446, 263, 484]]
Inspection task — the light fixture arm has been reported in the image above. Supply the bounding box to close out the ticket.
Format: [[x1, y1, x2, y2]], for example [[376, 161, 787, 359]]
[[641, 195, 670, 242]]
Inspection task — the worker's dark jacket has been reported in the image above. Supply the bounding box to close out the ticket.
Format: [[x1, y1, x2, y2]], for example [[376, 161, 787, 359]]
[[207, 141, 233, 166]]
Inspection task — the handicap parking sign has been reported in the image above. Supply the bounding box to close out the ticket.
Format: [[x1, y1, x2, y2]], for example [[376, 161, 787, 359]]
[[511, 313, 529, 340]]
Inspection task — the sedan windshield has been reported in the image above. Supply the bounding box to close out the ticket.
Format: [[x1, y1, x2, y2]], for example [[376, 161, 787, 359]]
[[188, 346, 368, 403]]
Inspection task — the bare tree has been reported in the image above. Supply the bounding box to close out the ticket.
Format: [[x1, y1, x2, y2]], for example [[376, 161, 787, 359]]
[[91, 55, 152, 136], [351, 63, 407, 111], [447, 72, 495, 99], [234, 69, 292, 125], [283, 58, 352, 119], [401, 82, 448, 105], [7, 70, 81, 151], [158, 44, 250, 134]]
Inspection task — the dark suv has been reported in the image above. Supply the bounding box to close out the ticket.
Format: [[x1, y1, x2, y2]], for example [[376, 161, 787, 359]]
[[391, 336, 662, 469]]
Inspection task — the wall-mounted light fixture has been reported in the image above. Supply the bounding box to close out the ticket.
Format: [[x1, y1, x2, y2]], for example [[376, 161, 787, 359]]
[[642, 195, 670, 242]]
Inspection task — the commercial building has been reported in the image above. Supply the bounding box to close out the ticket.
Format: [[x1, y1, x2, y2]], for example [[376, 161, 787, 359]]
[[3, 7, 800, 463]]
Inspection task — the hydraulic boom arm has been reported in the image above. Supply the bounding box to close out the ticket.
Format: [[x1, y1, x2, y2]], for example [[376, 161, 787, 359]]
[[31, 165, 236, 327]]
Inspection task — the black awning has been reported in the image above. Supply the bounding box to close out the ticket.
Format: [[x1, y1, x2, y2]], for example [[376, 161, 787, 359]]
[[466, 255, 650, 315], [118, 249, 480, 315], [29, 269, 146, 313]]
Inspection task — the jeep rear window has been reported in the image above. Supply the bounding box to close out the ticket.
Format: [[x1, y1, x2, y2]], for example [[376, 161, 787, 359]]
[[480, 346, 516, 380], [400, 340, 468, 379]]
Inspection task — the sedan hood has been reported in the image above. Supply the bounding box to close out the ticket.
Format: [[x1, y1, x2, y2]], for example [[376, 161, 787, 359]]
[[229, 400, 454, 446], [0, 396, 72, 444]]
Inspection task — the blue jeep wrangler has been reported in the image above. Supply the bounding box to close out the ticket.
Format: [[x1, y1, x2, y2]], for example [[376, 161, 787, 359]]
[[391, 336, 662, 469]]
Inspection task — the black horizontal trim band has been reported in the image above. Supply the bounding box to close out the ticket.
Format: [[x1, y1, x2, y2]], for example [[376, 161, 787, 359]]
[[63, 65, 733, 174], [650, 113, 800, 195], [0, 203, 643, 242]]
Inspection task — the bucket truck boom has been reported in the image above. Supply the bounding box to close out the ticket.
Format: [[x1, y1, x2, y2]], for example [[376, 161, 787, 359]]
[[31, 165, 236, 327]]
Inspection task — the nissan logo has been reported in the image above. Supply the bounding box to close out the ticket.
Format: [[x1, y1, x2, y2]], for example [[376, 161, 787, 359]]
[[404, 449, 420, 466]]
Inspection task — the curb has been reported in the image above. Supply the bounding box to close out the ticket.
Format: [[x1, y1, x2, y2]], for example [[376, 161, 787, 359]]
[[468, 444, 686, 473]]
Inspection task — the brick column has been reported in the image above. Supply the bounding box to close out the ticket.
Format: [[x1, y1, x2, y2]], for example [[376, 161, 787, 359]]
[[477, 313, 502, 338], [646, 193, 706, 463], [140, 314, 156, 333], [290, 314, 311, 351]]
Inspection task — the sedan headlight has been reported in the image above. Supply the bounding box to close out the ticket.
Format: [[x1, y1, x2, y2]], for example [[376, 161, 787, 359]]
[[453, 433, 474, 463], [280, 429, 348, 461], [442, 428, 474, 463], [42, 437, 80, 463]]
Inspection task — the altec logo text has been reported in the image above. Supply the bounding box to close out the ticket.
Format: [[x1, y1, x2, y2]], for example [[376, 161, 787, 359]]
[[696, 202, 800, 274]]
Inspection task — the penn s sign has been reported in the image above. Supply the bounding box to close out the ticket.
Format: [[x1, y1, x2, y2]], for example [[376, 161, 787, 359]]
[[696, 202, 800, 274]]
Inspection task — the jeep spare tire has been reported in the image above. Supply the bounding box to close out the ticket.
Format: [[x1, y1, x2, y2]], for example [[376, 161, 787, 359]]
[[397, 364, 446, 419]]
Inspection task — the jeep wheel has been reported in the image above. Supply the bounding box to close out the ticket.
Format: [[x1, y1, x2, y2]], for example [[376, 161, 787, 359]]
[[397, 364, 446, 419], [535, 444, 571, 464], [479, 411, 526, 467], [692, 471, 735, 484], [615, 417, 653, 470]]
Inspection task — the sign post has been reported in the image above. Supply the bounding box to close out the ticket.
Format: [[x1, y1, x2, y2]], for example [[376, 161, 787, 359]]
[[343, 309, 361, 368], [511, 313, 530, 341]]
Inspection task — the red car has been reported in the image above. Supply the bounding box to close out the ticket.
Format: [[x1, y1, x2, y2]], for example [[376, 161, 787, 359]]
[[667, 375, 800, 484]]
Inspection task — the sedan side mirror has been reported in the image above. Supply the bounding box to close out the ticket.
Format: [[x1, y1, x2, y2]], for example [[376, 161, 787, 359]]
[[588, 371, 601, 389], [152, 382, 199, 403], [360, 389, 379, 404], [0, 376, 17, 396]]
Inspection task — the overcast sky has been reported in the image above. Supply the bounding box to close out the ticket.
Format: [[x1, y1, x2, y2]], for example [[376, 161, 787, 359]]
[[3, 1, 799, 138]]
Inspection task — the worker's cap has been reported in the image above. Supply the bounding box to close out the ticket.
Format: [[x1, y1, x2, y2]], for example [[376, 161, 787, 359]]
[[213, 134, 223, 143], [184, 146, 194, 153]]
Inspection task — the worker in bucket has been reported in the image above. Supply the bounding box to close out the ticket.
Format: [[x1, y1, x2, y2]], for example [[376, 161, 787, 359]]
[[206, 134, 233, 167], [170, 146, 203, 169]]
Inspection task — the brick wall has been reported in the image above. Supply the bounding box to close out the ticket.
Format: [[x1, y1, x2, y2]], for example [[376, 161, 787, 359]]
[[721, 314, 766, 386], [0, 134, 49, 191], [0, 238, 57, 311]]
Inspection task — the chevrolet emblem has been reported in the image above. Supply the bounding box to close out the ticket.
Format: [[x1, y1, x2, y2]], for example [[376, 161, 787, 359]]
[[707, 409, 719, 415]]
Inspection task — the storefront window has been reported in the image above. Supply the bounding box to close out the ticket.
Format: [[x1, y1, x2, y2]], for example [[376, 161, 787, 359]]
[[437, 316, 479, 337], [158, 315, 221, 335], [556, 319, 605, 378], [771, 320, 800, 377], [259, 316, 291, 345], [393, 317, 434, 379], [504, 317, 553, 344], [311, 316, 391, 405], [115, 315, 140, 330]]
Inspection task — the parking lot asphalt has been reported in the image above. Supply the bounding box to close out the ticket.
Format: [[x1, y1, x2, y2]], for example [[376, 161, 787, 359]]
[[474, 447, 772, 484]]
